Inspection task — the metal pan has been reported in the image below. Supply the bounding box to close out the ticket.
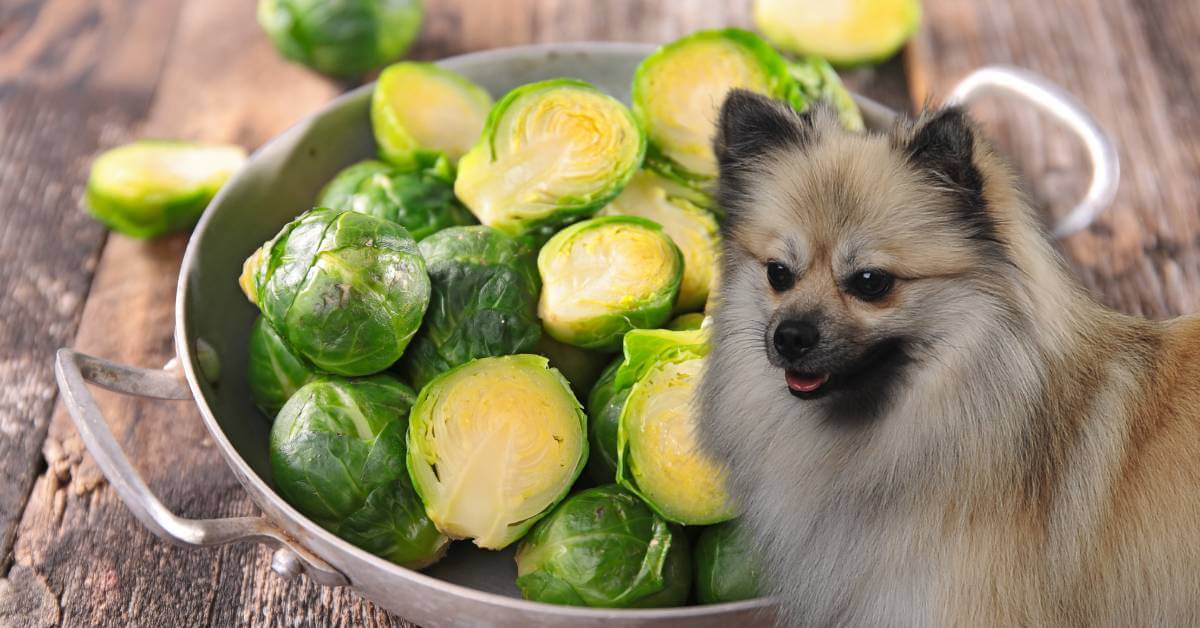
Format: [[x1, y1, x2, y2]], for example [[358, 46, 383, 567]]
[[55, 42, 1118, 627]]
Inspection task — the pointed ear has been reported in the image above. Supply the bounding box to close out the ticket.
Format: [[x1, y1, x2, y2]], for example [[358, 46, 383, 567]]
[[714, 89, 813, 171], [905, 107, 984, 202]]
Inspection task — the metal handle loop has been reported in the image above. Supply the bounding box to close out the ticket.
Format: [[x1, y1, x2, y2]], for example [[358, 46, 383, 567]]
[[946, 65, 1120, 238], [54, 348, 347, 587]]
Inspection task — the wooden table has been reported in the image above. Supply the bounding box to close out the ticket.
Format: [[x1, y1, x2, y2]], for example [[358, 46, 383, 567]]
[[2, 0, 1197, 625]]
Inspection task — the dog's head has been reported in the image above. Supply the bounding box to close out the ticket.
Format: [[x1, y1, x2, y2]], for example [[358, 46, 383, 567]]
[[712, 91, 1027, 421]]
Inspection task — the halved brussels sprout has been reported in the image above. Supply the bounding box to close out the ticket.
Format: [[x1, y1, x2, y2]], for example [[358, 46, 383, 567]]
[[257, 0, 423, 78], [241, 207, 430, 376], [515, 484, 691, 608], [538, 216, 683, 351], [532, 334, 610, 401], [455, 79, 645, 234], [599, 170, 720, 313], [316, 157, 476, 241], [753, 0, 922, 66], [372, 62, 494, 169], [270, 374, 448, 568], [400, 226, 542, 390], [616, 328, 736, 525], [694, 520, 762, 604], [584, 357, 626, 484], [406, 355, 587, 549], [666, 312, 706, 331], [84, 140, 246, 238], [632, 29, 794, 187], [247, 316, 318, 418], [788, 56, 865, 131]]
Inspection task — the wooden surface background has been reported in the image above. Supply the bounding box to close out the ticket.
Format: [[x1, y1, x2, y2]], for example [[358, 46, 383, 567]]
[[1, 0, 1197, 625]]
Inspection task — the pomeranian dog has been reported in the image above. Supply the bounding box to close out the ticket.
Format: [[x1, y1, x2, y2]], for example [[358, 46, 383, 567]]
[[698, 90, 1200, 626]]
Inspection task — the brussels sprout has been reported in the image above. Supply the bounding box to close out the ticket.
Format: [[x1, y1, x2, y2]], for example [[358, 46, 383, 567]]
[[407, 355, 587, 549], [246, 316, 318, 418], [666, 312, 706, 331], [532, 334, 610, 400], [270, 374, 448, 568], [515, 485, 691, 608], [256, 0, 423, 78], [616, 328, 737, 525], [316, 157, 476, 241], [788, 56, 865, 131], [584, 357, 626, 484], [84, 140, 246, 238], [455, 79, 645, 234], [372, 62, 493, 168], [599, 171, 720, 313], [753, 0, 922, 66], [537, 216, 683, 351], [632, 29, 794, 188], [400, 226, 541, 390], [694, 520, 762, 604], [241, 207, 430, 376]]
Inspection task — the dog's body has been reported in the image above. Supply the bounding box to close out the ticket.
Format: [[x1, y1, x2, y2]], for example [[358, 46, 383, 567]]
[[698, 92, 1200, 626]]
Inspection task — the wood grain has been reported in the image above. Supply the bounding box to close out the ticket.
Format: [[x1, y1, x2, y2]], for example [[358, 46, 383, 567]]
[[907, 0, 1200, 318]]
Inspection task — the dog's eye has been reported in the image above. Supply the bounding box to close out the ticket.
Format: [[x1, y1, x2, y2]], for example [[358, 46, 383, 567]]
[[766, 261, 794, 292], [847, 270, 894, 301]]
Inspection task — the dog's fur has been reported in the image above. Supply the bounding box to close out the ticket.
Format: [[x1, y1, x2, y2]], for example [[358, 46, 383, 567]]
[[698, 90, 1200, 626]]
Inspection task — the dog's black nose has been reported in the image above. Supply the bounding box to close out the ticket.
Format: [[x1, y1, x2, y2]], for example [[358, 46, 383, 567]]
[[774, 320, 819, 359]]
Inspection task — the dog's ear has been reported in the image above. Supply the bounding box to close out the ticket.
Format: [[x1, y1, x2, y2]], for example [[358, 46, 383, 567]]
[[714, 89, 814, 170], [904, 107, 994, 240]]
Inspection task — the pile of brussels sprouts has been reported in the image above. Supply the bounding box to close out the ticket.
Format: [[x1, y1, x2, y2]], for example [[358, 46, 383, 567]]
[[241, 29, 861, 608]]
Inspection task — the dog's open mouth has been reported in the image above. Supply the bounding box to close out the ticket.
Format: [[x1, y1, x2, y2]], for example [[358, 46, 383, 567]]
[[785, 371, 831, 398], [783, 339, 909, 401]]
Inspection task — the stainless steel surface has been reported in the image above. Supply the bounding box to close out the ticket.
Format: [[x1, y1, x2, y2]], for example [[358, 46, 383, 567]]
[[946, 65, 1121, 238], [55, 43, 1118, 627]]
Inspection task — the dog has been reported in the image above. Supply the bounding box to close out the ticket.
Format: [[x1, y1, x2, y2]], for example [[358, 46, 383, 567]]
[[697, 90, 1200, 626]]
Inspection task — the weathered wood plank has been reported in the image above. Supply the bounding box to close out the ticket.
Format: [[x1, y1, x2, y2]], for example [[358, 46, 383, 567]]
[[907, 0, 1200, 318], [0, 0, 186, 578]]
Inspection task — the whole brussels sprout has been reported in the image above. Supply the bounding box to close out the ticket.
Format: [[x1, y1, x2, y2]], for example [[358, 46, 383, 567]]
[[240, 207, 430, 376], [372, 62, 493, 169], [256, 0, 423, 78], [537, 216, 683, 351], [694, 520, 762, 604], [788, 56, 865, 131], [532, 333, 610, 401], [584, 357, 626, 484], [616, 328, 737, 525], [515, 484, 691, 608], [599, 170, 720, 313], [246, 316, 318, 418], [270, 374, 448, 568], [84, 140, 246, 238], [406, 355, 587, 549], [754, 0, 922, 66], [632, 29, 794, 190], [666, 312, 706, 331], [400, 226, 542, 390], [316, 157, 476, 241], [455, 79, 645, 235]]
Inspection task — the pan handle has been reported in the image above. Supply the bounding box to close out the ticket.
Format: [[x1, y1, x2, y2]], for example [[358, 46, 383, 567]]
[[53, 348, 348, 587], [945, 65, 1120, 238]]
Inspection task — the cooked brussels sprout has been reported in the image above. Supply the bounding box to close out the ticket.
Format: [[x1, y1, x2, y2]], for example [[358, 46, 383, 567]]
[[533, 334, 610, 400], [247, 316, 318, 418], [84, 140, 246, 238], [753, 0, 922, 66], [616, 328, 736, 525], [515, 484, 691, 608], [599, 171, 720, 313], [538, 216, 683, 351], [372, 62, 493, 168], [456, 79, 645, 234], [257, 0, 423, 78], [240, 207, 430, 376], [584, 357, 626, 484], [666, 312, 706, 331], [400, 226, 541, 390], [407, 355, 587, 549], [632, 29, 794, 188], [316, 157, 475, 240], [788, 56, 865, 131], [694, 520, 762, 604], [270, 374, 448, 568]]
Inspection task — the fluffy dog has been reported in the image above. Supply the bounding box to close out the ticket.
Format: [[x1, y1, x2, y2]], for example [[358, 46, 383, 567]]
[[698, 90, 1200, 626]]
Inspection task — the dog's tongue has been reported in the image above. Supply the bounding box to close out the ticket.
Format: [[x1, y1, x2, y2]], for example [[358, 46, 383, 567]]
[[786, 371, 830, 393]]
